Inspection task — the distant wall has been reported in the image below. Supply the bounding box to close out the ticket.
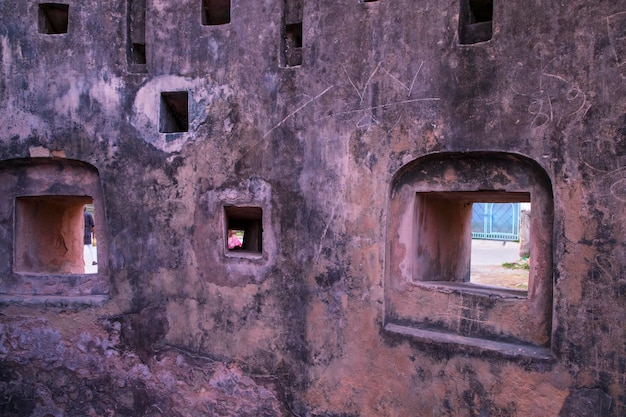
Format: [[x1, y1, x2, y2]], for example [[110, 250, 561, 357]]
[[0, 1, 624, 416]]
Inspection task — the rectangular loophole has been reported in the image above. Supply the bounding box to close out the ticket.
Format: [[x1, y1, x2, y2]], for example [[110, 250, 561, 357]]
[[159, 91, 189, 133], [225, 206, 263, 254], [202, 0, 231, 25], [284, 22, 303, 67], [38, 3, 69, 34], [15, 196, 95, 275], [127, 0, 147, 71], [130, 43, 146, 65], [459, 0, 493, 44], [281, 0, 303, 67], [285, 22, 303, 48]]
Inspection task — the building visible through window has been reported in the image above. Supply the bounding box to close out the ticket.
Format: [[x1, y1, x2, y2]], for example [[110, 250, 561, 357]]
[[470, 202, 530, 290]]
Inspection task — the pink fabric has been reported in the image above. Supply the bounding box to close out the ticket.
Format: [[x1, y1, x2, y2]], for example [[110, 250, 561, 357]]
[[228, 235, 242, 249]]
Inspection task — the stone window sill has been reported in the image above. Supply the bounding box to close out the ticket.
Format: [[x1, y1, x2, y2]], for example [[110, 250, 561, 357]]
[[384, 322, 553, 361]]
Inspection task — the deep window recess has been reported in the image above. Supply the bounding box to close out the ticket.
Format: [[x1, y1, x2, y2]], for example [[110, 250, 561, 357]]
[[281, 0, 303, 67], [225, 206, 263, 254], [202, 0, 231, 25], [159, 91, 189, 133], [127, 0, 147, 71], [15, 196, 96, 275], [459, 0, 493, 44], [38, 3, 69, 34], [385, 153, 553, 359], [0, 158, 108, 302]]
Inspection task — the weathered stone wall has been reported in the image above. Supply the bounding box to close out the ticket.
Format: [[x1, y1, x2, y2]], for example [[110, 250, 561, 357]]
[[0, 0, 624, 416]]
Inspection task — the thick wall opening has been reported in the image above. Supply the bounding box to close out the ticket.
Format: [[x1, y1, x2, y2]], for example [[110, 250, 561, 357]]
[[38, 3, 69, 34]]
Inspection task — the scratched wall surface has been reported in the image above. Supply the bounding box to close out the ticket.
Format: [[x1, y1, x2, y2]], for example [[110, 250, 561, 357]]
[[0, 0, 624, 416]]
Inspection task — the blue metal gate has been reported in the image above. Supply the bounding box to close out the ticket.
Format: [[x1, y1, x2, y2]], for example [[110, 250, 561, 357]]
[[471, 202, 520, 241]]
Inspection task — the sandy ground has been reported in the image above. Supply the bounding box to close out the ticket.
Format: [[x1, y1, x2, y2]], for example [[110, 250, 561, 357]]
[[470, 240, 529, 290]]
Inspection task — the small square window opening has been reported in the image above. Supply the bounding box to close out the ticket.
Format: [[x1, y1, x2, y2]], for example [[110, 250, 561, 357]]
[[202, 0, 231, 26], [459, 0, 493, 44], [159, 91, 189, 133], [225, 206, 263, 254], [38, 3, 69, 34]]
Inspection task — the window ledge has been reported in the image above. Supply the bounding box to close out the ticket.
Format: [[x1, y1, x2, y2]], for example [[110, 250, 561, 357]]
[[412, 281, 527, 299], [385, 322, 553, 361], [0, 294, 108, 307], [14, 271, 100, 277], [225, 250, 264, 260]]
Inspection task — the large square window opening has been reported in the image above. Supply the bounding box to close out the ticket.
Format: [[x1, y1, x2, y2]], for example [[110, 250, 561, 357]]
[[202, 0, 231, 26], [38, 3, 69, 34], [414, 191, 530, 293], [225, 206, 263, 254], [386, 153, 553, 353], [15, 195, 98, 275]]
